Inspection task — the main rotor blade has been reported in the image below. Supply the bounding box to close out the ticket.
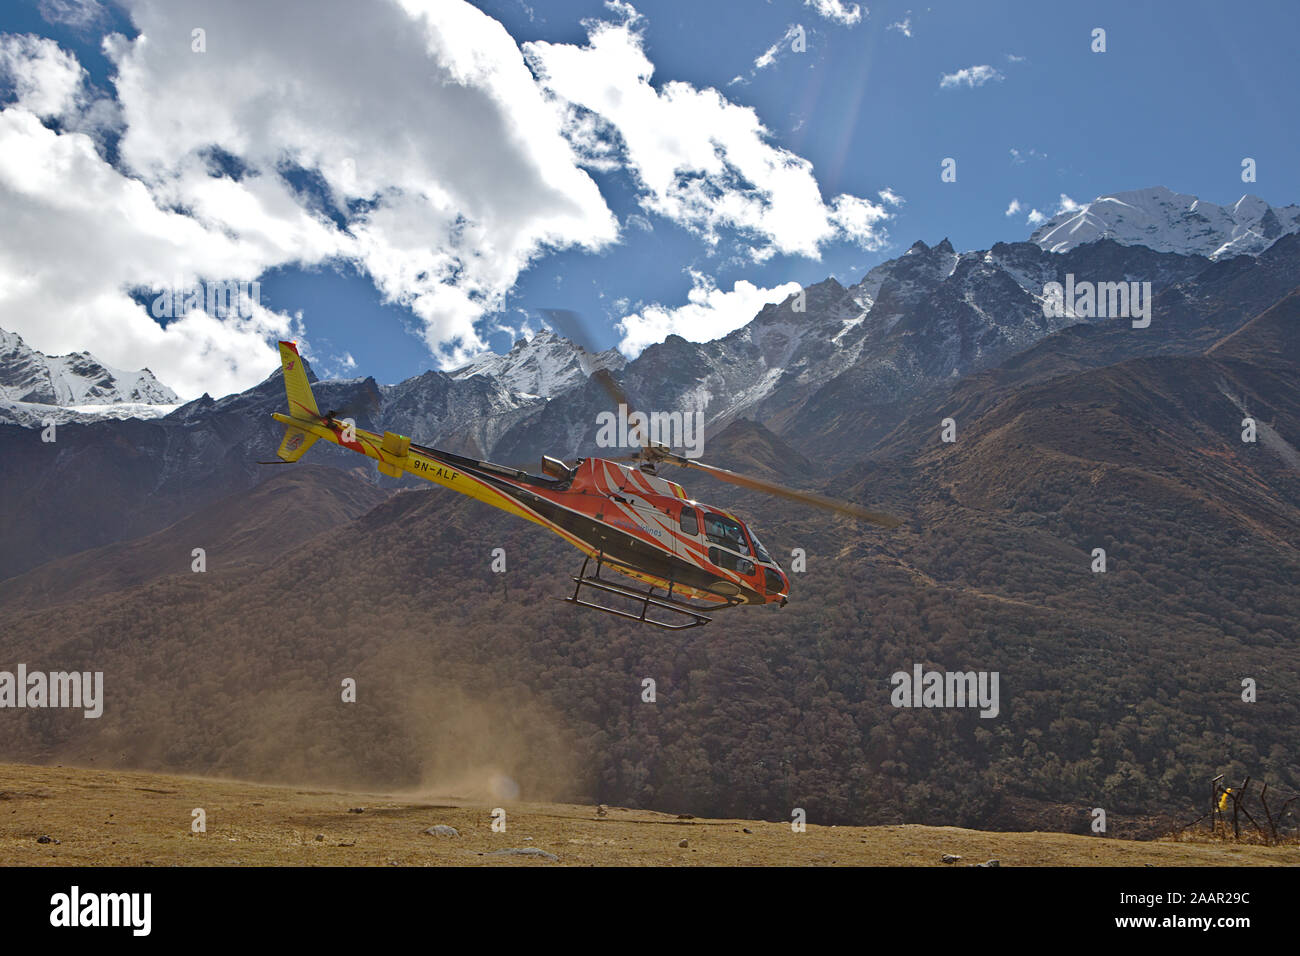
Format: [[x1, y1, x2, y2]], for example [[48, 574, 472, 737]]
[[539, 307, 646, 451], [666, 455, 901, 527], [537, 308, 596, 351], [590, 368, 646, 449]]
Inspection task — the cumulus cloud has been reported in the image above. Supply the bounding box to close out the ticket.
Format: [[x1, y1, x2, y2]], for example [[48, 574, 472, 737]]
[[939, 64, 1003, 89], [805, 0, 864, 26], [878, 186, 904, 206], [0, 1, 621, 396], [888, 14, 912, 37], [1026, 208, 1047, 226], [114, 0, 617, 367], [0, 0, 888, 398], [1005, 198, 1021, 217], [0, 35, 302, 398], [0, 34, 121, 149], [0, 34, 85, 118], [616, 272, 801, 357], [526, 21, 889, 262], [0, 105, 311, 399]]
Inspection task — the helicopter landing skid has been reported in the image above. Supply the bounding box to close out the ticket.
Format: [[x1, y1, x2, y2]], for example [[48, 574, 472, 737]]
[[562, 554, 733, 630]]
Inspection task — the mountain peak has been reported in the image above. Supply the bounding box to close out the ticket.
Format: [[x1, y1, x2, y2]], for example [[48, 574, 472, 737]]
[[0, 326, 179, 409], [1030, 186, 1300, 259], [450, 327, 625, 399]]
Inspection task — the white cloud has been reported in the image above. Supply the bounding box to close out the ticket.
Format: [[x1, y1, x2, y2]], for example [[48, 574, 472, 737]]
[[0, 37, 303, 399], [805, 0, 864, 26], [939, 64, 1004, 89], [1009, 146, 1046, 165], [754, 25, 801, 70], [878, 186, 904, 206], [115, 0, 618, 367], [0, 106, 310, 399], [1055, 193, 1081, 214], [827, 195, 890, 249], [37, 0, 106, 29], [1005, 198, 1021, 217], [603, 0, 643, 24], [888, 16, 912, 37], [561, 104, 623, 171], [0, 1, 891, 399], [0, 1, 621, 397], [322, 350, 358, 376], [526, 21, 889, 261], [0, 37, 127, 153], [617, 272, 802, 357], [1026, 208, 1047, 226], [0, 34, 85, 118], [1005, 53, 1027, 63]]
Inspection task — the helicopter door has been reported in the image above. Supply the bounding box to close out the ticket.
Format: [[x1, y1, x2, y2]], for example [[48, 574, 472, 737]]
[[672, 505, 702, 561], [614, 492, 676, 558], [678, 505, 700, 536]]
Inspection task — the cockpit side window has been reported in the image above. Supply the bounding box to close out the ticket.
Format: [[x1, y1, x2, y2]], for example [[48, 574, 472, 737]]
[[679, 506, 699, 536], [749, 531, 772, 564], [703, 512, 749, 554], [709, 547, 755, 576]]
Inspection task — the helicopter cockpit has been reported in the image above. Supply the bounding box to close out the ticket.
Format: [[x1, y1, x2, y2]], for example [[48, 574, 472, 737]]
[[695, 508, 788, 602]]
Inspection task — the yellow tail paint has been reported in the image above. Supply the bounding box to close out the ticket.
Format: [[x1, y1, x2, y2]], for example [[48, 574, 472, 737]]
[[278, 341, 319, 422]]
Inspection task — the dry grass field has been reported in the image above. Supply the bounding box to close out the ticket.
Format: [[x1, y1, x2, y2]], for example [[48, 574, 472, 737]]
[[2, 763, 1295, 866]]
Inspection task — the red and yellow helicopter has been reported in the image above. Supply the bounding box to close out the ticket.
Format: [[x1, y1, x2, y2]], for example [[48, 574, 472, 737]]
[[269, 340, 897, 629]]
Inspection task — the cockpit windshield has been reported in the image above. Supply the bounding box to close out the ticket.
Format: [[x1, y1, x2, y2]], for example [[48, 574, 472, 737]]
[[702, 512, 749, 555], [748, 530, 772, 564]]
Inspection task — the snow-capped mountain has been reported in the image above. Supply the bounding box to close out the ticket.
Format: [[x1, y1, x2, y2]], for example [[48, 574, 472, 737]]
[[4, 189, 1299, 580], [3, 185, 1293, 462], [463, 187, 1300, 441], [0, 328, 178, 405], [379, 368, 547, 459], [488, 235, 1213, 467], [1030, 186, 1300, 259], [0, 328, 180, 426], [449, 328, 625, 399]]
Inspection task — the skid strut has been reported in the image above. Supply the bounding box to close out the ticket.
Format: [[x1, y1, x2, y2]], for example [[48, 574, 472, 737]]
[[561, 553, 728, 630]]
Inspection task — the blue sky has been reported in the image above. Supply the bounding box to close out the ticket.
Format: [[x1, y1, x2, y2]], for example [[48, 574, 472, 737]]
[[1, 0, 1297, 396]]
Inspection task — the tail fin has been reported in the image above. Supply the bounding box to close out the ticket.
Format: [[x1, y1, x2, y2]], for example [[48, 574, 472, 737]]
[[278, 341, 320, 422], [275, 341, 321, 462], [275, 423, 319, 462]]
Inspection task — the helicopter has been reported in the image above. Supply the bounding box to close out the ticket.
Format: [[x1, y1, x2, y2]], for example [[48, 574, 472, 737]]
[[268, 340, 898, 629]]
